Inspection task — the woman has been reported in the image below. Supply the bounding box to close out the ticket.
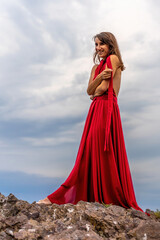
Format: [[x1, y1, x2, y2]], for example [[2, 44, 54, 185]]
[[36, 32, 146, 214]]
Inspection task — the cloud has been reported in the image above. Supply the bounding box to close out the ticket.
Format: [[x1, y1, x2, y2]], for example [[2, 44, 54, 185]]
[[22, 119, 85, 146]]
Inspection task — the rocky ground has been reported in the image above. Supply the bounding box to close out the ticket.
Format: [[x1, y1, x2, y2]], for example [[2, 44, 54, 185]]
[[0, 193, 160, 240]]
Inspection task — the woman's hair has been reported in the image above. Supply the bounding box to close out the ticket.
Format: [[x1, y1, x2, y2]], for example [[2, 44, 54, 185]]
[[92, 32, 125, 71]]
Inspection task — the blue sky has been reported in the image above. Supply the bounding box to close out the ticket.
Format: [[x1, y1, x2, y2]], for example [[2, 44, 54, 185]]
[[0, 0, 160, 211]]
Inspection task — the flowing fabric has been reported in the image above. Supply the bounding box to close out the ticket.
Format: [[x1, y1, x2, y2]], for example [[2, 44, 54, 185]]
[[47, 55, 147, 215]]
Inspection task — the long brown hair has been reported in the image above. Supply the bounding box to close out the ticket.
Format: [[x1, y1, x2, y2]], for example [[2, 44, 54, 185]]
[[92, 32, 125, 71]]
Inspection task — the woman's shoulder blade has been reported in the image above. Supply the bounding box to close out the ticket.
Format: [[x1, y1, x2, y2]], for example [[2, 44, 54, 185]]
[[110, 54, 120, 67], [110, 54, 119, 61]]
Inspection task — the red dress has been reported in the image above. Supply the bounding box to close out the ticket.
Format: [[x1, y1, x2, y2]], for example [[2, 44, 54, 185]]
[[47, 55, 146, 214]]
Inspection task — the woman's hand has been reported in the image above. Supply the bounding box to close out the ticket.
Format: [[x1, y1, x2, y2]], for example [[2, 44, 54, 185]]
[[99, 68, 113, 81], [90, 95, 94, 100]]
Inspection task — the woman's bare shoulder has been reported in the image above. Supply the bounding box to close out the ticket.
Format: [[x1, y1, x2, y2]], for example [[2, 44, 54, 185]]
[[110, 54, 120, 63], [88, 64, 99, 87], [89, 64, 98, 76], [110, 54, 121, 69], [92, 64, 99, 71]]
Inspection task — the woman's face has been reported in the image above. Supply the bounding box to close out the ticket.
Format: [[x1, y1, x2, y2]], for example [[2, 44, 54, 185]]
[[95, 37, 109, 60]]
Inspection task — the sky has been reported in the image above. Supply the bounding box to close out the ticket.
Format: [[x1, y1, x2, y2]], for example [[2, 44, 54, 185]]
[[0, 0, 159, 211]]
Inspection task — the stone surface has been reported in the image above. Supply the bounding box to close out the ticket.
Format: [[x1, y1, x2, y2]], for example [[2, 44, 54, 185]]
[[0, 193, 160, 239]]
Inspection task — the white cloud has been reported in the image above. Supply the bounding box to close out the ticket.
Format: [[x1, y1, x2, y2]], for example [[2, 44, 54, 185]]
[[22, 120, 85, 147], [131, 156, 160, 186]]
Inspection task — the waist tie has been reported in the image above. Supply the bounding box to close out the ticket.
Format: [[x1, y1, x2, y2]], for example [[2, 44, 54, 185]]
[[104, 88, 114, 151], [93, 91, 117, 151], [104, 55, 114, 152], [92, 55, 115, 152]]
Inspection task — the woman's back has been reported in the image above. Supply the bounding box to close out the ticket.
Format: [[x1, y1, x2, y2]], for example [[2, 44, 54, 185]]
[[113, 66, 121, 97]]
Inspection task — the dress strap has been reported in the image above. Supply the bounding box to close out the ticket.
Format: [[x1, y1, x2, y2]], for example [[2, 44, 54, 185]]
[[104, 55, 113, 151]]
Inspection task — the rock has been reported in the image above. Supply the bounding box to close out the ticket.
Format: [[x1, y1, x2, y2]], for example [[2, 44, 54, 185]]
[[134, 221, 160, 239], [5, 228, 14, 236], [6, 193, 18, 203], [0, 193, 6, 205], [0, 193, 160, 239], [131, 207, 148, 220]]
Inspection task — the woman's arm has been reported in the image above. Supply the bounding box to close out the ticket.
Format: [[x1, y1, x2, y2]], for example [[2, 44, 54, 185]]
[[86, 65, 102, 95], [87, 65, 113, 95], [91, 55, 121, 98], [92, 79, 110, 97]]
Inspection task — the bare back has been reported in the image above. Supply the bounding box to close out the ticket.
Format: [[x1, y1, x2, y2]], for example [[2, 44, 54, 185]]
[[112, 67, 121, 97]]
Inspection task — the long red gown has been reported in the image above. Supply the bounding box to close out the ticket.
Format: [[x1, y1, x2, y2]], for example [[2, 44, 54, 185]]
[[47, 55, 146, 214]]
